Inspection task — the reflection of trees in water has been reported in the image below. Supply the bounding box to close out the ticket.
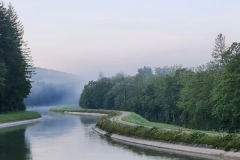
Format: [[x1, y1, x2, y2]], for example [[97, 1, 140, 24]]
[[103, 137, 206, 160], [26, 113, 80, 139], [79, 115, 99, 126], [79, 115, 102, 139], [78, 114, 206, 160], [0, 126, 31, 160]]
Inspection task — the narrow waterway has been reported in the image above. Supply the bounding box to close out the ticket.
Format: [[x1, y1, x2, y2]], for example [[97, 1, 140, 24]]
[[0, 107, 208, 160]]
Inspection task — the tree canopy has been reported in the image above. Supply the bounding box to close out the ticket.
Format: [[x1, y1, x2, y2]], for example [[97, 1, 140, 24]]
[[80, 34, 240, 132], [212, 43, 240, 131], [0, 3, 33, 113]]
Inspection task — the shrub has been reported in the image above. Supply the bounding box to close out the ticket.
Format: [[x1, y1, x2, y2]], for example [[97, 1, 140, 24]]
[[51, 106, 240, 151]]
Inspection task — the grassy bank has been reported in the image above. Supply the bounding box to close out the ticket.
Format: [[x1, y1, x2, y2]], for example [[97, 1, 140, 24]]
[[123, 113, 188, 131], [98, 115, 240, 151], [0, 111, 41, 124], [51, 106, 240, 151], [123, 113, 226, 135], [50, 106, 120, 116]]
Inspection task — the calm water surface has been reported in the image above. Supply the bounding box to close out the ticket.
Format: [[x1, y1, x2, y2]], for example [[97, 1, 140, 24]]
[[0, 107, 207, 160]]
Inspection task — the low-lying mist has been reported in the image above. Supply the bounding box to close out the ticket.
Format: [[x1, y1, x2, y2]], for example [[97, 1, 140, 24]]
[[24, 67, 82, 106]]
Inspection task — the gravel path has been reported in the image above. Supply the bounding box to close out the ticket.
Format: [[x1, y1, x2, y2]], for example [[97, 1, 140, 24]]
[[110, 111, 137, 126]]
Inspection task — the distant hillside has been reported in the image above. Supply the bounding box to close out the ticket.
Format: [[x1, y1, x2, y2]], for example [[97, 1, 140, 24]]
[[24, 67, 82, 106]]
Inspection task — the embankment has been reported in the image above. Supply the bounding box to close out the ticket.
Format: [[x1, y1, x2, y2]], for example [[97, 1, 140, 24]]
[[51, 107, 240, 160], [0, 111, 42, 129], [93, 126, 240, 160]]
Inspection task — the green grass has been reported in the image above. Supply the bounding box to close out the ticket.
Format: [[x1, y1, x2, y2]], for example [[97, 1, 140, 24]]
[[0, 111, 41, 124], [122, 113, 237, 137], [49, 106, 79, 112], [50, 106, 120, 117], [53, 106, 236, 135], [97, 116, 240, 151], [123, 113, 186, 131], [51, 106, 240, 151]]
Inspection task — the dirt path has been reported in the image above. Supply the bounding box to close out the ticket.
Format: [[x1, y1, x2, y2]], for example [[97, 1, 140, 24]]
[[110, 111, 137, 126]]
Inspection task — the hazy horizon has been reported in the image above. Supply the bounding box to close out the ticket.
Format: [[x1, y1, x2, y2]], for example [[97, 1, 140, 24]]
[[3, 0, 240, 81]]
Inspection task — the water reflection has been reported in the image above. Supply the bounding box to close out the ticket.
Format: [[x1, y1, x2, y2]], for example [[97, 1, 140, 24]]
[[79, 115, 99, 126], [0, 126, 30, 160], [25, 112, 80, 139], [0, 107, 210, 160], [79, 116, 205, 160]]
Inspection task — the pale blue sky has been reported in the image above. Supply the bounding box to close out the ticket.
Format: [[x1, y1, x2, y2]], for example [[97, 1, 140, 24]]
[[3, 0, 240, 80]]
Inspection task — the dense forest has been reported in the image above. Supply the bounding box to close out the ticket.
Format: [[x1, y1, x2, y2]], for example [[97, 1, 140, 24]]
[[80, 34, 240, 132], [0, 3, 33, 112]]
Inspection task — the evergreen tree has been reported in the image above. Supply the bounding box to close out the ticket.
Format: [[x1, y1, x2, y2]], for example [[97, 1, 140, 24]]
[[0, 2, 33, 112], [211, 33, 226, 68], [79, 36, 240, 132], [0, 63, 6, 99]]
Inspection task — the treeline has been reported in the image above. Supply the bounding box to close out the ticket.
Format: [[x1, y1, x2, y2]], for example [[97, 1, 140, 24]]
[[80, 34, 240, 132], [0, 3, 33, 112]]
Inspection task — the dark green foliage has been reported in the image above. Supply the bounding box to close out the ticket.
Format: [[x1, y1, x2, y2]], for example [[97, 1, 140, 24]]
[[96, 115, 240, 151], [53, 107, 240, 151], [212, 44, 240, 131], [0, 63, 6, 96], [80, 34, 240, 132], [80, 78, 113, 109], [0, 3, 32, 113], [141, 84, 161, 121], [151, 70, 183, 124], [178, 69, 217, 129]]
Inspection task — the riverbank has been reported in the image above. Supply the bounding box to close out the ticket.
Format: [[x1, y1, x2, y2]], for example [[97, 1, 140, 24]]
[[0, 111, 42, 129], [51, 107, 240, 159], [93, 126, 240, 160], [50, 106, 119, 115], [65, 111, 108, 117]]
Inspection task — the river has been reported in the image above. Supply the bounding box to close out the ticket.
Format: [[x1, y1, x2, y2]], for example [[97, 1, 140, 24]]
[[0, 107, 208, 160]]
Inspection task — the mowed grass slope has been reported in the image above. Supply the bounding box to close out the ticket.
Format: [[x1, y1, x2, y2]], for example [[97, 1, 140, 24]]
[[98, 113, 240, 151], [122, 113, 186, 130], [0, 111, 41, 123], [51, 106, 240, 150], [122, 112, 240, 137]]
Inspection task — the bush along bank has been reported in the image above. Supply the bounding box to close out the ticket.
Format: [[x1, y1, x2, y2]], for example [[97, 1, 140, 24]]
[[51, 106, 240, 152], [50, 106, 120, 116], [96, 115, 240, 152]]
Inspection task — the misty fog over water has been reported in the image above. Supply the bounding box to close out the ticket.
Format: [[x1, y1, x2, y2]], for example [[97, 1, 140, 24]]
[[25, 68, 82, 106]]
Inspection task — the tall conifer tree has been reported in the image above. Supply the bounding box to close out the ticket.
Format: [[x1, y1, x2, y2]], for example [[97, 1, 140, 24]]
[[0, 2, 33, 112]]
